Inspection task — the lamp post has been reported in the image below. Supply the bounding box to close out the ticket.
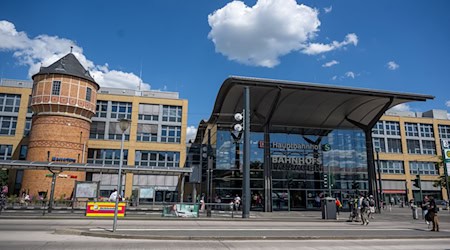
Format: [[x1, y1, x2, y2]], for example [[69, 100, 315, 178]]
[[112, 118, 130, 232]]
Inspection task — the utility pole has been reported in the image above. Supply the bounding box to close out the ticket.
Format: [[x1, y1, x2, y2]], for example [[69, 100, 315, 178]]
[[376, 150, 383, 213]]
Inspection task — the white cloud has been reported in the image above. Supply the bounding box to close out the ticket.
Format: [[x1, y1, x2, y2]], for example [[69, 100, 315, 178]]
[[345, 71, 355, 79], [322, 60, 339, 67], [389, 103, 411, 112], [302, 33, 358, 55], [0, 20, 149, 90], [387, 61, 399, 70], [331, 75, 337, 80], [446, 101, 450, 107], [186, 126, 198, 143], [324, 6, 332, 13], [208, 0, 320, 67]]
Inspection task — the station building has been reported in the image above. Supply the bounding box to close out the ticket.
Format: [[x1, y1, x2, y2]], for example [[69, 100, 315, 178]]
[[187, 77, 448, 212], [0, 53, 188, 203], [1, 55, 448, 212]]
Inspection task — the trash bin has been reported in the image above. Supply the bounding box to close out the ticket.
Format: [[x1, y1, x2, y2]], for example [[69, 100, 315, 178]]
[[411, 205, 418, 219], [322, 197, 336, 220]]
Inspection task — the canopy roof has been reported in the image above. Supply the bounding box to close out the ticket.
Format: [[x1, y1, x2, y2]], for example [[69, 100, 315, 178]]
[[206, 76, 434, 135]]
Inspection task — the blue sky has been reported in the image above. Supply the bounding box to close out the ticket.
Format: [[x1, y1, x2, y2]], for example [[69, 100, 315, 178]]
[[1, 0, 450, 141]]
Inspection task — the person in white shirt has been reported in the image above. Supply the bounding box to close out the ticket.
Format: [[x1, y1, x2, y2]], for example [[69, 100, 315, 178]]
[[109, 189, 118, 202]]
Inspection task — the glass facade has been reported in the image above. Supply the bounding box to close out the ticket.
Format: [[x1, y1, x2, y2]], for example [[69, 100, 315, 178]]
[[209, 128, 368, 210]]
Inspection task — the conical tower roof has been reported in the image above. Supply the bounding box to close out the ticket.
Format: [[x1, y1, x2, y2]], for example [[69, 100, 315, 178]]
[[32, 53, 99, 89]]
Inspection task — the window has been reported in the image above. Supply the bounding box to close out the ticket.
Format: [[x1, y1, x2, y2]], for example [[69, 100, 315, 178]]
[[385, 121, 400, 136], [419, 124, 434, 138], [138, 104, 159, 121], [19, 145, 28, 160], [372, 121, 384, 135], [422, 140, 436, 155], [410, 162, 438, 175], [161, 125, 181, 143], [0, 144, 13, 160], [137, 123, 158, 142], [373, 137, 386, 153], [87, 149, 128, 165], [406, 139, 421, 154], [86, 88, 92, 102], [111, 102, 132, 119], [405, 123, 419, 137], [0, 94, 21, 113], [0, 116, 17, 135], [439, 125, 450, 139], [108, 122, 130, 140], [52, 81, 61, 95], [95, 101, 108, 118], [135, 150, 180, 168], [379, 160, 404, 174], [24, 117, 32, 136], [162, 105, 182, 122], [90, 121, 106, 139], [386, 138, 402, 153]]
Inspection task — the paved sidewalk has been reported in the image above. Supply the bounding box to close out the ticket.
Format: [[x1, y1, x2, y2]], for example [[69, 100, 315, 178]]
[[2, 206, 450, 240]]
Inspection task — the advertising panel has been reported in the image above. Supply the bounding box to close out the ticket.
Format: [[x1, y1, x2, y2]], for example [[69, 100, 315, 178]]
[[86, 202, 126, 217]]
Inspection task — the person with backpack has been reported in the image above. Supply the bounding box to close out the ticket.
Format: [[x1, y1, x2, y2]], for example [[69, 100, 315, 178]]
[[361, 195, 370, 225]]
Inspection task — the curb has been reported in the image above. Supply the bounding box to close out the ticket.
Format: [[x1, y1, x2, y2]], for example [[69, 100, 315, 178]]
[[54, 229, 450, 241]]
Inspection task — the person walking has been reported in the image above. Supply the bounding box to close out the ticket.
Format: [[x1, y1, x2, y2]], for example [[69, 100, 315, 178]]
[[422, 196, 430, 226], [335, 198, 342, 219], [428, 196, 439, 232], [360, 195, 370, 225], [368, 195, 376, 219]]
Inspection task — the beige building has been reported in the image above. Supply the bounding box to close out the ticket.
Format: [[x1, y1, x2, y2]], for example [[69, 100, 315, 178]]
[[0, 53, 188, 203], [375, 109, 450, 203]]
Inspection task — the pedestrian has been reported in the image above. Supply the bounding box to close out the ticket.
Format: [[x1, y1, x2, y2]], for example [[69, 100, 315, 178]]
[[335, 198, 342, 218], [234, 194, 241, 211], [360, 195, 370, 225], [422, 196, 430, 226], [389, 196, 394, 211], [368, 195, 376, 219], [109, 189, 118, 202], [428, 196, 439, 232]]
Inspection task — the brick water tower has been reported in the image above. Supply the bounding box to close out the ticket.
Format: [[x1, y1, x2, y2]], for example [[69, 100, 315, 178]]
[[21, 53, 99, 199]]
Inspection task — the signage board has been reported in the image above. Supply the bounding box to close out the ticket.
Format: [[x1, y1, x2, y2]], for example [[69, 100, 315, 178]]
[[86, 202, 126, 217], [444, 149, 450, 163], [75, 181, 99, 199], [139, 187, 154, 199]]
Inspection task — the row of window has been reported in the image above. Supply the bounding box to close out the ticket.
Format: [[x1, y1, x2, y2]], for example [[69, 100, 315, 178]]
[[373, 137, 437, 155], [379, 161, 439, 175], [87, 149, 180, 168], [0, 94, 21, 113], [373, 121, 450, 139], [95, 101, 182, 123], [90, 121, 181, 143]]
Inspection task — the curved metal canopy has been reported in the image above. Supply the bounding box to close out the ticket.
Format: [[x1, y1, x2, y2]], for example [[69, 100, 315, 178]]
[[207, 76, 434, 134]]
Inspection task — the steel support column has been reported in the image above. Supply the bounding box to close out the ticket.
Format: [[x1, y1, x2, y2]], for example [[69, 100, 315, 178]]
[[263, 124, 272, 212]]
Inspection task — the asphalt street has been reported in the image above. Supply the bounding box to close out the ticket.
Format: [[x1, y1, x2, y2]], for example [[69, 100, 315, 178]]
[[0, 207, 449, 249]]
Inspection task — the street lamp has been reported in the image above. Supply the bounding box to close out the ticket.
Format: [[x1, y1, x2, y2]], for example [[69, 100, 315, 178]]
[[112, 118, 130, 232]]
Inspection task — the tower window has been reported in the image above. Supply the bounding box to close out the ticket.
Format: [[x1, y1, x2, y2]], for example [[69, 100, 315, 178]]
[[52, 81, 61, 95], [86, 88, 92, 102]]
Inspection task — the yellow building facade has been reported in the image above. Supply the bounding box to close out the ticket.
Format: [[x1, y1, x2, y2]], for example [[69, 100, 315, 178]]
[[376, 109, 450, 203]]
